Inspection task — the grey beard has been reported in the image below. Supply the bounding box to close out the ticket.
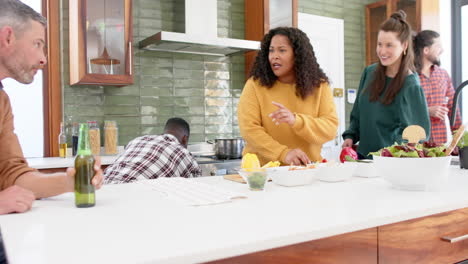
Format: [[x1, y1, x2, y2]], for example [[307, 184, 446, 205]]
[[4, 60, 34, 84]]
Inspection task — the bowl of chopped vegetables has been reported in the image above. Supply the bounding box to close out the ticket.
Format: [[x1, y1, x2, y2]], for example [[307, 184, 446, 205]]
[[372, 142, 452, 191], [266, 165, 318, 187]]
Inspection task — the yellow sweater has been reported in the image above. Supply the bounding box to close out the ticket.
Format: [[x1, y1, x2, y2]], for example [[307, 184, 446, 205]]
[[237, 78, 338, 165]]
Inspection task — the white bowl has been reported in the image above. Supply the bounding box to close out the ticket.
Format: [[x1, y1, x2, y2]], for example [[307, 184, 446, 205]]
[[267, 166, 317, 187], [317, 163, 357, 182], [373, 155, 452, 191], [347, 160, 379, 178]]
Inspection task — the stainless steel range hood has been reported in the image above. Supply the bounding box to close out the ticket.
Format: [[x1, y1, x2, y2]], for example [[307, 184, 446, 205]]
[[138, 0, 260, 56]]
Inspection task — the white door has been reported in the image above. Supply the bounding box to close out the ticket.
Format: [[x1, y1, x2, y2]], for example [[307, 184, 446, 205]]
[[298, 13, 345, 161]]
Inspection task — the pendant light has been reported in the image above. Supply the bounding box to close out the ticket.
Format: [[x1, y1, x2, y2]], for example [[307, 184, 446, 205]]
[[90, 0, 120, 74]]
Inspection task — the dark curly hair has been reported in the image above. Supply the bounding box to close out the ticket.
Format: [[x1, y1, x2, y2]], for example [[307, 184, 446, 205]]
[[249, 27, 329, 99]]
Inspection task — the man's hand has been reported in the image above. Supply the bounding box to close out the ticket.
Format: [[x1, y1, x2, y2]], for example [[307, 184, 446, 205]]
[[66, 156, 104, 192], [342, 138, 353, 148], [284, 149, 311, 165], [0, 185, 35, 215], [269, 101, 296, 126], [428, 105, 449, 120]]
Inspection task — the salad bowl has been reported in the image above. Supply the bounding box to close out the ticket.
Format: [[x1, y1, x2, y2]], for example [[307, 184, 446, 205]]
[[373, 155, 452, 191]]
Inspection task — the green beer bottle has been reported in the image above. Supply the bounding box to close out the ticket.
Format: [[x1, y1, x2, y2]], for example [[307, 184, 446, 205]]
[[74, 123, 96, 208]]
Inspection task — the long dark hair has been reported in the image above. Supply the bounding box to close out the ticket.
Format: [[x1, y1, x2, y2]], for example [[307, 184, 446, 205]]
[[413, 30, 440, 72], [249, 27, 329, 99], [368, 10, 415, 105]]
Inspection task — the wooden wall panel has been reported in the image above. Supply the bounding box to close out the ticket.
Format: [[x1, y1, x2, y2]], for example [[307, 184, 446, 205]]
[[43, 0, 62, 157], [420, 0, 439, 31]]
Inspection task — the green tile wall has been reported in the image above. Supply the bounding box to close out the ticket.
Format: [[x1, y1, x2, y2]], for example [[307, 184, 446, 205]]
[[61, 0, 372, 146]]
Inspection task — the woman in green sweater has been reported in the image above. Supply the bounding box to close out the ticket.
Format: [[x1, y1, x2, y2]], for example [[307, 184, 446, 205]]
[[342, 11, 430, 158]]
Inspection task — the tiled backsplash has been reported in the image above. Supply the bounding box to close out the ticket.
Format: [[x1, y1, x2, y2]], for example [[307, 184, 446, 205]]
[[61, 0, 369, 146]]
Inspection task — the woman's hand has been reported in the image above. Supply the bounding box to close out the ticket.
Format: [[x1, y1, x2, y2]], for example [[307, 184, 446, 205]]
[[284, 149, 311, 165], [342, 138, 353, 148], [269, 101, 296, 126]]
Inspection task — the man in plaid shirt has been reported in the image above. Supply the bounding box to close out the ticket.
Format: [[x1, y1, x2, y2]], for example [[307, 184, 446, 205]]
[[414, 30, 462, 145], [104, 118, 201, 184]]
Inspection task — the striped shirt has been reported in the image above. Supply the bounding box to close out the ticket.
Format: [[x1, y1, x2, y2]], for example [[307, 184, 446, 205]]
[[419, 65, 462, 144], [104, 134, 201, 184]]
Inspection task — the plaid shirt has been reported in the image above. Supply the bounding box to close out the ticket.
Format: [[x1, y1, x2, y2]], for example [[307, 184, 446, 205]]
[[419, 65, 462, 144], [104, 134, 201, 184]]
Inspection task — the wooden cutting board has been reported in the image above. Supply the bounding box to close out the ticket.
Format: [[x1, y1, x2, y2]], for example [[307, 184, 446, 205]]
[[223, 174, 272, 184], [223, 174, 246, 184]]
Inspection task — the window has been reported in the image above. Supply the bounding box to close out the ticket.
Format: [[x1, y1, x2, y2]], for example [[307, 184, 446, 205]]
[[452, 0, 468, 124]]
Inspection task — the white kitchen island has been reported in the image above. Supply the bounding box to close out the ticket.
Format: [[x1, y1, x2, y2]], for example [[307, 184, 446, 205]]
[[1, 167, 468, 264]]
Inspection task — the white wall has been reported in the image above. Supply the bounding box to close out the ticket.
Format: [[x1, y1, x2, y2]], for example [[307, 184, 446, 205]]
[[439, 0, 451, 73]]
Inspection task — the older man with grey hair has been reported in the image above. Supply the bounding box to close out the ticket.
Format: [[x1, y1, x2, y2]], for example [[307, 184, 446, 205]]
[[0, 0, 103, 215]]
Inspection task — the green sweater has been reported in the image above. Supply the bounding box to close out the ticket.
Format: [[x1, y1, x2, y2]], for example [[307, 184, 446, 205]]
[[342, 64, 430, 158]]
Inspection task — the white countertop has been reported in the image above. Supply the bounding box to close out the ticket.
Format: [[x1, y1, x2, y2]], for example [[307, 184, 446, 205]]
[[26, 156, 118, 169], [1, 167, 468, 264], [25, 156, 237, 169]]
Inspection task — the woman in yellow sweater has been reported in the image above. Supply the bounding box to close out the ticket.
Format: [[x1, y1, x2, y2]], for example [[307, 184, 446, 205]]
[[238, 27, 338, 166]]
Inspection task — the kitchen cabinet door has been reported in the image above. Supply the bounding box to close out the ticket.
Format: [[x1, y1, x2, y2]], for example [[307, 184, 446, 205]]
[[205, 228, 377, 264], [69, 0, 133, 86], [379, 207, 468, 264], [244, 0, 298, 78], [365, 0, 442, 65], [365, 0, 390, 66]]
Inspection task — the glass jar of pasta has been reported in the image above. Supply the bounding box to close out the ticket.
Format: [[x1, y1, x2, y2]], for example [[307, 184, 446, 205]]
[[104, 120, 118, 155], [87, 121, 101, 155]]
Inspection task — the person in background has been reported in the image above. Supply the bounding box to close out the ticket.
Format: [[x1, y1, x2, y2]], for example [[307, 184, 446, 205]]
[[413, 30, 462, 145], [237, 27, 338, 166], [0, 0, 103, 215], [342, 11, 430, 158], [104, 118, 202, 184]]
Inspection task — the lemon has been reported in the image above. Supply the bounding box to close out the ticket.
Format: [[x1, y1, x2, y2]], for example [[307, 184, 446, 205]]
[[261, 161, 280, 168], [241, 153, 261, 170]]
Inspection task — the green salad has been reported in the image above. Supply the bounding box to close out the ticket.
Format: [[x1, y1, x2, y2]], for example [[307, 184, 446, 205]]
[[247, 172, 267, 190], [457, 130, 468, 148], [371, 142, 446, 158]]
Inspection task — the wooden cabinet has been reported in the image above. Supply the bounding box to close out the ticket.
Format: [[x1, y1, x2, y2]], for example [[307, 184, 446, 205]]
[[379, 208, 468, 264], [205, 207, 468, 264], [69, 0, 133, 86], [244, 0, 298, 78], [205, 228, 378, 264], [365, 0, 439, 65]]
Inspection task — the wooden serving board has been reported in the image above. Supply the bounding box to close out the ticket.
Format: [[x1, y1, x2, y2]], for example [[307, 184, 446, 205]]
[[223, 174, 246, 184], [223, 174, 272, 184]]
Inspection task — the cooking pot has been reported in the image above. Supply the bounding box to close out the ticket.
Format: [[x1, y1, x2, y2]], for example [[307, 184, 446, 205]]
[[208, 138, 244, 159]]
